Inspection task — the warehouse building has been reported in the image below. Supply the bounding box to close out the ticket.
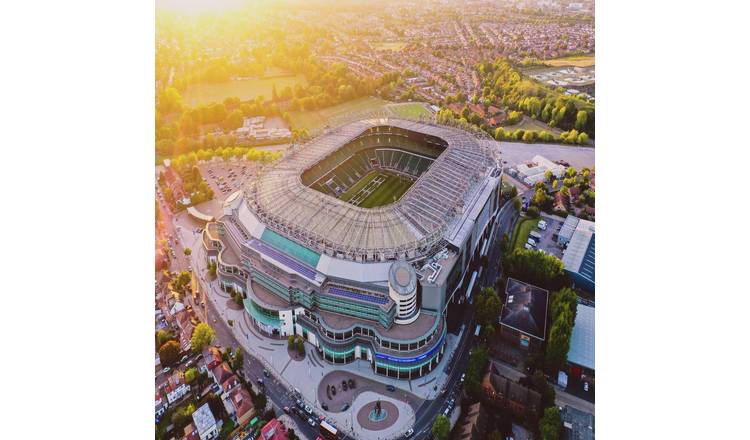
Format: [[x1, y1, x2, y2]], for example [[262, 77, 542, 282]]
[[560, 217, 595, 292], [566, 303, 595, 380]]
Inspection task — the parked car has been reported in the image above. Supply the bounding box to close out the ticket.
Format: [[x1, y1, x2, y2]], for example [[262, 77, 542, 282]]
[[307, 418, 317, 427], [263, 369, 270, 377], [386, 384, 395, 392], [304, 405, 313, 414], [348, 379, 355, 389], [321, 403, 329, 411], [460, 373, 465, 383], [527, 238, 537, 246], [538, 220, 547, 230], [524, 243, 535, 250], [342, 380, 348, 391], [584, 382, 589, 392], [341, 403, 350, 411], [283, 406, 290, 413], [404, 429, 414, 438], [161, 367, 171, 374]]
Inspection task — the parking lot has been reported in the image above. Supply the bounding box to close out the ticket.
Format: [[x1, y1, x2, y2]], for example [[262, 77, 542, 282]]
[[198, 161, 259, 197], [521, 216, 565, 259]]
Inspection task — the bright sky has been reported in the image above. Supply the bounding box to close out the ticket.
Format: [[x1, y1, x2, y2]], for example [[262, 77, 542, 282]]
[[156, 0, 251, 15]]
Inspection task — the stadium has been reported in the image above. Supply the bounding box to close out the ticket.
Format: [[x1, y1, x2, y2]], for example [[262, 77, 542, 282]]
[[202, 117, 503, 379]]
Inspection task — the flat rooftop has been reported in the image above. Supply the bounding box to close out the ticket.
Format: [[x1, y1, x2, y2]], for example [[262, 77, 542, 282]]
[[218, 235, 241, 266], [249, 281, 290, 310], [567, 304, 595, 370], [317, 308, 438, 340], [500, 278, 549, 340]]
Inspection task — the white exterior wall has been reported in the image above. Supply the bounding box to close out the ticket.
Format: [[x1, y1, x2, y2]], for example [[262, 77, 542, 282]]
[[279, 310, 294, 337]]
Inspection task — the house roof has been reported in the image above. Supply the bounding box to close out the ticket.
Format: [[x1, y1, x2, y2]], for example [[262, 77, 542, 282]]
[[212, 362, 235, 387], [567, 304, 595, 370], [192, 403, 217, 435], [500, 278, 549, 340], [261, 419, 289, 440], [230, 386, 255, 418]]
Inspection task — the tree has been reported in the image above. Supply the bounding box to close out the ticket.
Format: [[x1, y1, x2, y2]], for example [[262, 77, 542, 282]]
[[156, 329, 176, 348], [296, 338, 305, 355], [183, 247, 192, 256], [574, 110, 588, 131], [185, 367, 197, 384], [158, 340, 181, 367], [577, 132, 589, 144], [544, 170, 554, 183], [432, 415, 450, 440], [539, 407, 561, 440], [465, 345, 489, 399], [533, 188, 548, 206], [513, 198, 522, 212], [529, 370, 556, 409], [475, 287, 502, 329], [253, 392, 268, 411], [502, 248, 567, 290], [191, 323, 215, 352], [232, 347, 244, 371], [288, 335, 295, 349], [545, 309, 574, 372], [526, 205, 540, 218], [222, 109, 244, 132]]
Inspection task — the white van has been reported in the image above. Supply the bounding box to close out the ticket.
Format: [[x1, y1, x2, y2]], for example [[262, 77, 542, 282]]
[[538, 220, 547, 230], [527, 238, 537, 246]]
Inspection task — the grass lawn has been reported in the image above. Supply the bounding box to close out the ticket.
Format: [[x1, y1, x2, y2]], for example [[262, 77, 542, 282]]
[[510, 217, 539, 250], [340, 171, 381, 202], [359, 173, 412, 208], [544, 54, 595, 67], [389, 102, 432, 119], [182, 74, 308, 106], [503, 115, 564, 136]]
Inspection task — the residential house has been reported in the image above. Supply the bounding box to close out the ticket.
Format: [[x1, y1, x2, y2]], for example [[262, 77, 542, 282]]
[[211, 362, 239, 394], [224, 386, 256, 426], [481, 363, 542, 422], [174, 309, 196, 351], [155, 391, 168, 419], [165, 370, 191, 405], [260, 419, 289, 440], [192, 403, 220, 440], [456, 402, 487, 440], [202, 346, 223, 372], [183, 423, 200, 440]]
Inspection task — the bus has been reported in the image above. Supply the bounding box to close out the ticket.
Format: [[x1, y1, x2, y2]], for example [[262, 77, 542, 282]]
[[465, 271, 478, 303], [320, 420, 338, 440]]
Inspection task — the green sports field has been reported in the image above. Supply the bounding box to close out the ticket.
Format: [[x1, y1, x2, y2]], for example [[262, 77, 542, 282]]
[[339, 170, 414, 208]]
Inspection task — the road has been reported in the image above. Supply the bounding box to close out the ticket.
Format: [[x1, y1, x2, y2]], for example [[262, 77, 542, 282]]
[[495, 140, 595, 169]]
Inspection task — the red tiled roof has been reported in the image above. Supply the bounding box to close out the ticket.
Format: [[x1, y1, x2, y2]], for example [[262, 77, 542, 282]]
[[261, 419, 289, 440]]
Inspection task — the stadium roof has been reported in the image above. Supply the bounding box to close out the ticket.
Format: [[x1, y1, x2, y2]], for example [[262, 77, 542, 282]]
[[500, 278, 549, 340], [245, 118, 499, 261], [567, 304, 595, 370], [562, 219, 595, 284]]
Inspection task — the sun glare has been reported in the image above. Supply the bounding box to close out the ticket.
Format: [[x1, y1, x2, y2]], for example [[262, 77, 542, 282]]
[[156, 0, 249, 15]]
